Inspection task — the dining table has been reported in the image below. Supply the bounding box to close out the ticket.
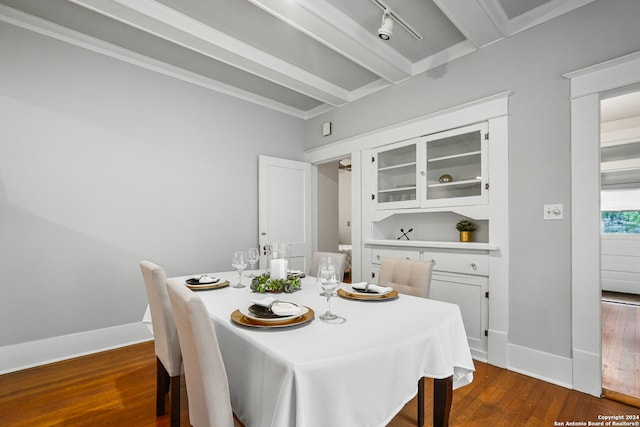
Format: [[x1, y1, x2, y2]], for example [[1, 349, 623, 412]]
[[146, 271, 475, 427]]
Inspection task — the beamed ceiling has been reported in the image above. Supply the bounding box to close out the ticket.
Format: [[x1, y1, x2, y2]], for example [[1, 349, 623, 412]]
[[0, 0, 596, 119]]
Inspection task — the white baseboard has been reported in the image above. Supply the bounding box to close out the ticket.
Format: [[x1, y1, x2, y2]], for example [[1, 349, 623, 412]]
[[0, 322, 153, 375], [487, 329, 508, 368], [507, 343, 573, 389], [572, 348, 602, 397]]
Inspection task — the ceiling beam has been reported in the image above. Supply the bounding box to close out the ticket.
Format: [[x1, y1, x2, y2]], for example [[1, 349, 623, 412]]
[[69, 0, 352, 106], [433, 0, 503, 49], [248, 0, 413, 83]]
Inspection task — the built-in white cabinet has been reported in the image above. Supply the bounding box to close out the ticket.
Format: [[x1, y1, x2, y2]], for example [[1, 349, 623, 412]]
[[353, 93, 509, 365], [372, 123, 488, 210], [430, 271, 488, 357], [367, 246, 489, 359]]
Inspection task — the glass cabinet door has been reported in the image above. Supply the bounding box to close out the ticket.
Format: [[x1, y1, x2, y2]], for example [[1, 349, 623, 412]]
[[423, 123, 488, 206], [373, 137, 422, 209]]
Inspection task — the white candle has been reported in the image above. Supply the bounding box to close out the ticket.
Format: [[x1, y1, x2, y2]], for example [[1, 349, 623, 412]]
[[270, 259, 288, 280]]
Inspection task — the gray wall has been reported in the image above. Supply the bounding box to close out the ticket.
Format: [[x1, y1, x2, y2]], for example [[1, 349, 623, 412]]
[[0, 23, 304, 346], [304, 0, 640, 358]]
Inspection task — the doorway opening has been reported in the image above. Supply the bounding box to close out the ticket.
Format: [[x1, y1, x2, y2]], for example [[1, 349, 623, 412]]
[[316, 157, 352, 282], [600, 89, 640, 404]]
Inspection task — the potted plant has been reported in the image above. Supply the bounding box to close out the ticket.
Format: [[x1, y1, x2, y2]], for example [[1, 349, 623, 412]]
[[455, 220, 477, 242]]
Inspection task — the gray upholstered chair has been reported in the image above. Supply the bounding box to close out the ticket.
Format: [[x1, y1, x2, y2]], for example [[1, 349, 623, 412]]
[[377, 257, 435, 425], [308, 251, 347, 280], [140, 261, 182, 427], [167, 280, 235, 427], [377, 258, 434, 298]]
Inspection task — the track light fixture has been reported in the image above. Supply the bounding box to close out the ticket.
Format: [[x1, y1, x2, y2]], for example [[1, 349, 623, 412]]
[[378, 10, 393, 40], [370, 0, 423, 41]]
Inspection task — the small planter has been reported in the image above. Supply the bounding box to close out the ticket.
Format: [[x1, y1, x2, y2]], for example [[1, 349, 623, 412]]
[[455, 220, 477, 243], [459, 231, 473, 242]]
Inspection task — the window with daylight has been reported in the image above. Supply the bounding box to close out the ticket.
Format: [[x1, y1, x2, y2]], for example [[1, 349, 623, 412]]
[[601, 189, 640, 234]]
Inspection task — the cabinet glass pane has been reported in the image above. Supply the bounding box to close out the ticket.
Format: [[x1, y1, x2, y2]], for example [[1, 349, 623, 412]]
[[426, 130, 482, 201], [377, 144, 417, 204], [378, 144, 416, 168]]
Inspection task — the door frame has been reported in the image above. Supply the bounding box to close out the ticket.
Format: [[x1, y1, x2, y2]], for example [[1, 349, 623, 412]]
[[566, 51, 640, 396]]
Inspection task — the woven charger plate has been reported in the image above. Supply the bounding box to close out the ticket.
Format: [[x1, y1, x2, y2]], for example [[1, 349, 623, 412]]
[[231, 306, 314, 328], [186, 280, 230, 291], [337, 288, 399, 301]]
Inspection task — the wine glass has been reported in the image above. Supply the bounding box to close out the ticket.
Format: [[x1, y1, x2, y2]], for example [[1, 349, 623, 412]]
[[316, 257, 331, 296], [317, 262, 345, 323], [247, 247, 259, 277], [231, 251, 248, 288]]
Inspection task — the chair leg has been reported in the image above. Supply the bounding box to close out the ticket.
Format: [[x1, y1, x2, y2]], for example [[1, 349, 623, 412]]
[[156, 358, 169, 416], [417, 377, 425, 427], [170, 375, 181, 427]]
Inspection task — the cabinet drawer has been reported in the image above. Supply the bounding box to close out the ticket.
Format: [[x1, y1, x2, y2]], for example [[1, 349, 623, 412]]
[[371, 248, 421, 265], [422, 250, 488, 276]]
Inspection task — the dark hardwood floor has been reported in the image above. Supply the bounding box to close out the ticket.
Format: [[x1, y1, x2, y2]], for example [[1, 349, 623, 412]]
[[1, 341, 639, 426]]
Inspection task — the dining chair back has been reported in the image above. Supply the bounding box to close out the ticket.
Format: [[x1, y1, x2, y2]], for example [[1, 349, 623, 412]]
[[140, 261, 182, 427], [308, 251, 347, 279], [167, 280, 234, 427], [377, 258, 434, 298]]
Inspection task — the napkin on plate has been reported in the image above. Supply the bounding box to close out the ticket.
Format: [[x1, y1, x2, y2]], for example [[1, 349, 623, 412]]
[[196, 275, 220, 284], [250, 297, 302, 316], [351, 282, 393, 295]]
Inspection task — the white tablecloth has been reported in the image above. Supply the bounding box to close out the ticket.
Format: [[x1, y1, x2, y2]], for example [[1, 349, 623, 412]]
[[157, 271, 474, 427]]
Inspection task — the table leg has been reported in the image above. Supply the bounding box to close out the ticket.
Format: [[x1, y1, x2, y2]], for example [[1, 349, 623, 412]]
[[433, 376, 453, 427]]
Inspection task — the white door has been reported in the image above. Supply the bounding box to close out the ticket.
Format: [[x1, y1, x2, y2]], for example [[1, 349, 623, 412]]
[[258, 155, 312, 272]]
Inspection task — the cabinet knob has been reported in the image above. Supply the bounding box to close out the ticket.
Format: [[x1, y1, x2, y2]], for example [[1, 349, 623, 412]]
[[376, 254, 381, 260], [470, 263, 477, 270], [420, 171, 426, 176]]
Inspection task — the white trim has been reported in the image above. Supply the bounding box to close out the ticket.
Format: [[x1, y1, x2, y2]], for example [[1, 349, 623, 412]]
[[564, 51, 640, 99], [507, 343, 573, 389], [71, 0, 350, 106], [305, 91, 511, 164], [0, 4, 315, 119], [0, 323, 153, 375], [488, 330, 508, 367], [566, 50, 640, 397], [433, 0, 503, 49], [480, 0, 597, 37], [412, 40, 479, 76]]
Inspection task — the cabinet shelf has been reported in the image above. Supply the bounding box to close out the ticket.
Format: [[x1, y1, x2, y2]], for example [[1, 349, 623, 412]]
[[428, 151, 481, 163], [378, 161, 416, 172], [428, 179, 481, 188], [378, 186, 417, 193]]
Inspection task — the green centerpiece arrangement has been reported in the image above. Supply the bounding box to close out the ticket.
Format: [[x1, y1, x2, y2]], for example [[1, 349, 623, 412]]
[[250, 273, 301, 293], [455, 219, 477, 242]]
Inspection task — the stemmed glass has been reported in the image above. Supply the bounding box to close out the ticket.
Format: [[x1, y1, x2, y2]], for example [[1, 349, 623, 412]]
[[247, 247, 260, 277], [231, 251, 248, 288], [317, 261, 345, 323], [316, 256, 334, 296]]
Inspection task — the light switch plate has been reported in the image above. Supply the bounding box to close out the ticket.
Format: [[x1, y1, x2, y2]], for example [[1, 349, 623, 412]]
[[543, 204, 563, 220]]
